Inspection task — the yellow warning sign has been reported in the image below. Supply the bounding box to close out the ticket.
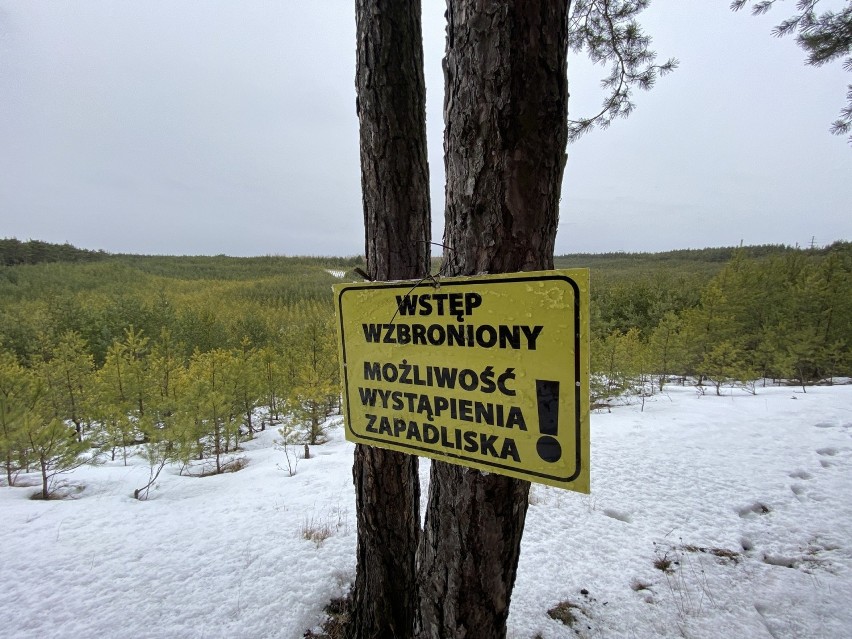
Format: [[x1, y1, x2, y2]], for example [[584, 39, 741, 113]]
[[333, 269, 590, 492]]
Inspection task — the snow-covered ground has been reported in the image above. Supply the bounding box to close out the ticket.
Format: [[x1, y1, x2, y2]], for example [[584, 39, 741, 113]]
[[2, 383, 851, 638]]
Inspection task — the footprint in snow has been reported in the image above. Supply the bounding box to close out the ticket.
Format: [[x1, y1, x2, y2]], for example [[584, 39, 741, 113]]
[[815, 448, 846, 469], [737, 502, 771, 518], [790, 484, 806, 498], [762, 554, 797, 569], [788, 484, 825, 502], [788, 470, 813, 480], [602, 508, 632, 523], [815, 422, 836, 429]]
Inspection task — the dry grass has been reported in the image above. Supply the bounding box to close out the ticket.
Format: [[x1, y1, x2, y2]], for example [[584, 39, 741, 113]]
[[301, 515, 334, 546], [304, 595, 351, 639], [547, 600, 581, 627]]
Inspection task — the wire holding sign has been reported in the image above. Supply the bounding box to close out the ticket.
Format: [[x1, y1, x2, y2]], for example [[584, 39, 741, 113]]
[[334, 269, 590, 492]]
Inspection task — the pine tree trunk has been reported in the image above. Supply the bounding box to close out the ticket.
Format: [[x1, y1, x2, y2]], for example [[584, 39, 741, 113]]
[[214, 414, 221, 474], [40, 456, 49, 500], [5, 452, 13, 486], [351, 0, 431, 637], [416, 2, 569, 638]]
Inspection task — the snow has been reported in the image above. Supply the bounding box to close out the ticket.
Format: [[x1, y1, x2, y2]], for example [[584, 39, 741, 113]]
[[2, 384, 852, 638]]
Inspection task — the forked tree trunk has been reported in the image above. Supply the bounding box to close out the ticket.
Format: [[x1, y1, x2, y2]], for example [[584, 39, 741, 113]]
[[352, 0, 431, 637], [416, 2, 569, 638]]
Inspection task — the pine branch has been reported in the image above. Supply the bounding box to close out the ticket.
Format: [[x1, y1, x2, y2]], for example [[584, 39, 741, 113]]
[[568, 0, 678, 142], [733, 0, 852, 145]]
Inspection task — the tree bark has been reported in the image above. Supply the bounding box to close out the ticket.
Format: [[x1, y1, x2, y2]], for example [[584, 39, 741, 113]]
[[352, 0, 431, 637], [416, 2, 569, 638], [40, 455, 49, 500]]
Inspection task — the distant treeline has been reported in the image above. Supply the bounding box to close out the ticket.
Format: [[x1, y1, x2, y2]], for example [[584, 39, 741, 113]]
[[0, 238, 108, 266], [554, 241, 851, 279], [557, 243, 811, 263], [7, 236, 834, 272]]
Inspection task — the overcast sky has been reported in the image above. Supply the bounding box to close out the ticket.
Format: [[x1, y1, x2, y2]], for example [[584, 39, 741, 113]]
[[1, 1, 850, 257]]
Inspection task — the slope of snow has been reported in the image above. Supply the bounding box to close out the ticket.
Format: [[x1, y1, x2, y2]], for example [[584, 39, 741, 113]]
[[2, 384, 851, 638]]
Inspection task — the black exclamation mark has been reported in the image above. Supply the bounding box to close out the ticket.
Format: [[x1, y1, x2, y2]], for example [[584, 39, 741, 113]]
[[536, 379, 561, 463]]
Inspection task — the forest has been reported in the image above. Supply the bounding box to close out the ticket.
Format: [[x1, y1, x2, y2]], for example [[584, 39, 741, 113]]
[[0, 239, 850, 498]]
